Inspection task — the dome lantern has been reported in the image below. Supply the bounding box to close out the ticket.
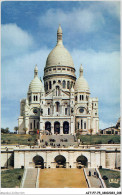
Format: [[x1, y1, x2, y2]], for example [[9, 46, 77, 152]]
[[34, 64, 38, 78], [79, 64, 83, 77], [57, 24, 63, 46]]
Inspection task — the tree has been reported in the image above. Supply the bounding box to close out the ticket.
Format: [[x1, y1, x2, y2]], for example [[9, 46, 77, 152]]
[[23, 128, 28, 134], [88, 128, 93, 145], [14, 126, 18, 134], [89, 128, 93, 135], [1, 127, 10, 134]]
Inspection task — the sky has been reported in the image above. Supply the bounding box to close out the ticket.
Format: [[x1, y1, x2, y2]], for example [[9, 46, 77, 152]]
[[1, 1, 120, 131]]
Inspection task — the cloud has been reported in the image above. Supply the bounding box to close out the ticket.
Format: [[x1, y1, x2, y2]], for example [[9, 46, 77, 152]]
[[71, 49, 120, 127], [71, 49, 120, 103], [2, 48, 50, 101], [38, 7, 105, 34], [1, 23, 34, 58]]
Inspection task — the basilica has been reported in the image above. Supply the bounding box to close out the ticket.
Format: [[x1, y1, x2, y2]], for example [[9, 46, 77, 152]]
[[18, 25, 99, 135]]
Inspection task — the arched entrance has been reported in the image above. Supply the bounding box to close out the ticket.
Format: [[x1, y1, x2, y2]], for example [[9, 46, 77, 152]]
[[55, 155, 66, 168], [54, 121, 60, 134], [76, 155, 88, 168], [33, 155, 44, 168], [63, 121, 69, 134], [45, 122, 51, 133]]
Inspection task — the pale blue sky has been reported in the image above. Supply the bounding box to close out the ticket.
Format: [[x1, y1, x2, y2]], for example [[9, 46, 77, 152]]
[[1, 1, 120, 131]]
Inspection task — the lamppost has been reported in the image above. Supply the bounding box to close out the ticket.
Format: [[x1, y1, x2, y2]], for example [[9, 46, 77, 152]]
[[115, 148, 117, 169], [6, 147, 8, 168]]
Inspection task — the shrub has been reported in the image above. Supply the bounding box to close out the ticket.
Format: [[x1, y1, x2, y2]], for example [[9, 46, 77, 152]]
[[96, 140, 102, 144], [18, 175, 22, 180], [102, 175, 108, 180]]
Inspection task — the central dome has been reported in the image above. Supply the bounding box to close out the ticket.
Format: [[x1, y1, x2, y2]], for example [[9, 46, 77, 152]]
[[45, 25, 74, 68], [46, 45, 74, 68]]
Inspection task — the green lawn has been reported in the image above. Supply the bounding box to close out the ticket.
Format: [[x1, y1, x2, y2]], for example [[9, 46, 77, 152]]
[[1, 133, 37, 145], [99, 169, 120, 188], [76, 135, 120, 145], [1, 168, 24, 188]]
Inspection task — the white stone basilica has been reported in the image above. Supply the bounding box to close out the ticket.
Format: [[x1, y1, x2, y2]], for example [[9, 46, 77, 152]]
[[18, 25, 99, 135]]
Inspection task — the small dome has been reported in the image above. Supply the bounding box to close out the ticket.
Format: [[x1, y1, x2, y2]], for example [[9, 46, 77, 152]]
[[28, 65, 44, 93], [74, 77, 90, 92], [74, 64, 90, 92], [28, 77, 44, 93], [46, 45, 74, 68]]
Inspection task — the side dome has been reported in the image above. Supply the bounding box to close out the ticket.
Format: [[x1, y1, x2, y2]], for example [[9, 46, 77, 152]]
[[45, 25, 74, 68], [28, 77, 44, 93], [74, 64, 90, 92], [28, 65, 44, 93]]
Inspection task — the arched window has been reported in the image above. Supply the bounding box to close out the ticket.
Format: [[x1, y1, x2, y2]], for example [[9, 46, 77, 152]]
[[56, 86, 60, 96], [81, 120, 83, 129], [67, 81, 70, 89], [63, 80, 66, 88], [58, 80, 61, 84], [56, 102, 60, 112], [53, 80, 56, 84], [34, 120, 35, 129], [84, 122, 86, 129], [45, 121, 51, 132], [30, 123, 32, 129], [49, 81, 52, 89], [63, 121, 69, 134], [37, 122, 39, 129], [33, 96, 35, 101], [45, 82, 48, 90], [65, 108, 67, 115], [80, 95, 82, 100], [48, 108, 50, 115], [71, 82, 73, 88], [36, 96, 38, 101], [75, 96, 77, 101], [78, 122, 79, 129], [82, 95, 84, 100]]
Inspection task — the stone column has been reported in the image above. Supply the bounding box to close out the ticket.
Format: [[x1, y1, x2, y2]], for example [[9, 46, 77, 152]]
[[71, 116, 75, 134], [40, 117, 44, 131], [87, 117, 91, 131], [60, 121, 63, 134], [51, 125, 54, 134], [25, 117, 29, 134]]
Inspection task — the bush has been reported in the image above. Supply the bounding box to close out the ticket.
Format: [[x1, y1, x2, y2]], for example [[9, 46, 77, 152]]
[[102, 175, 108, 180], [18, 175, 22, 180], [96, 140, 102, 144]]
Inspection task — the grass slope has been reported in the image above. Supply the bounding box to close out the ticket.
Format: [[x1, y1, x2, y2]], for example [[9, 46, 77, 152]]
[[77, 135, 120, 145], [1, 134, 37, 145], [99, 169, 120, 188], [1, 169, 24, 188]]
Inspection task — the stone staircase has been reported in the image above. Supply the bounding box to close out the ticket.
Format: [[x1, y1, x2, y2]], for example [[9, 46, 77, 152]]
[[23, 168, 38, 188], [40, 134, 78, 147], [85, 168, 104, 188]]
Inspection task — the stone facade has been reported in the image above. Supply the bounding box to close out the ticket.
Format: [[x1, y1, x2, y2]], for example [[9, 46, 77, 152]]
[[1, 145, 120, 169], [18, 25, 99, 135]]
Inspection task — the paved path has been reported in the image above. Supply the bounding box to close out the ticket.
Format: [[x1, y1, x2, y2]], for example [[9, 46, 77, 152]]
[[23, 168, 38, 188], [39, 168, 88, 188], [85, 168, 103, 188]]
